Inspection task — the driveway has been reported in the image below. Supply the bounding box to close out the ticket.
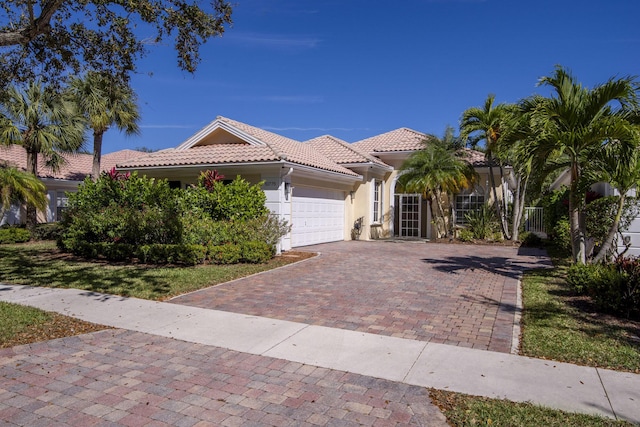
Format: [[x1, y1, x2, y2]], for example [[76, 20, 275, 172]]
[[171, 241, 551, 353]]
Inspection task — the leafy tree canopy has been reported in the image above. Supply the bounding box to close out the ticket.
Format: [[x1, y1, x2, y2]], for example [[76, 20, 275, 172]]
[[0, 0, 233, 88]]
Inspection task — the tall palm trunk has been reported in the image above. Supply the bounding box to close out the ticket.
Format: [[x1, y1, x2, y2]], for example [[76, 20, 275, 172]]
[[569, 161, 587, 264], [92, 131, 104, 181], [593, 194, 626, 263], [25, 150, 38, 230], [498, 164, 512, 240], [431, 191, 448, 238], [487, 153, 509, 239]]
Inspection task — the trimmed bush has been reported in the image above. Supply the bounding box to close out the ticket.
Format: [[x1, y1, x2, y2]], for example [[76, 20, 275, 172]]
[[173, 244, 207, 266], [241, 241, 274, 263], [32, 223, 62, 241], [102, 243, 136, 262], [0, 227, 31, 244], [208, 244, 242, 264]]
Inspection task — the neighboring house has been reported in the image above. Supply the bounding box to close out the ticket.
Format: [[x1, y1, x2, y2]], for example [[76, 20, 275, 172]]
[[0, 145, 145, 225], [116, 116, 510, 250]]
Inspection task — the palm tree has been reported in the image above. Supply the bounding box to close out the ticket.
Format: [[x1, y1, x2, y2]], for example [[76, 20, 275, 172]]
[[460, 95, 515, 240], [591, 134, 640, 263], [0, 81, 85, 228], [0, 165, 48, 224], [68, 72, 140, 180], [399, 138, 477, 238], [520, 66, 639, 264]]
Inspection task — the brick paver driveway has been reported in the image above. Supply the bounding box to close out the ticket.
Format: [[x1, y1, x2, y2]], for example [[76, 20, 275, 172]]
[[171, 241, 550, 353], [0, 330, 448, 426]]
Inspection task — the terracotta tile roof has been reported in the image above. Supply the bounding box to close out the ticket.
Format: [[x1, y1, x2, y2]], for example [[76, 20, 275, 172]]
[[217, 117, 359, 176], [457, 148, 493, 167], [117, 144, 281, 168], [305, 135, 390, 168], [0, 145, 146, 180], [121, 116, 360, 177], [352, 128, 429, 153]]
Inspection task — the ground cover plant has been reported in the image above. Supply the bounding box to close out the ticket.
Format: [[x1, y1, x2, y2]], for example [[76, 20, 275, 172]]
[[0, 242, 314, 300]]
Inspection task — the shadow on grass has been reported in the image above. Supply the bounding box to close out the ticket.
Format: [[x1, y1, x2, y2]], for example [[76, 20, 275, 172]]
[[522, 267, 640, 369], [0, 244, 172, 299]]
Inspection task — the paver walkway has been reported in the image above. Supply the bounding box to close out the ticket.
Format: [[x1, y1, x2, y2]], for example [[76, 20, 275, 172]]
[[0, 330, 447, 426], [171, 241, 551, 353]]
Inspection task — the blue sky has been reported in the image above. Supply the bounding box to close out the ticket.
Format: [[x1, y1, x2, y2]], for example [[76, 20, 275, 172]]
[[105, 0, 640, 153]]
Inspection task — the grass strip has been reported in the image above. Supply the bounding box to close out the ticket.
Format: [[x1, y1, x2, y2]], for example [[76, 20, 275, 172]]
[[430, 389, 634, 427], [0, 301, 108, 348], [0, 242, 314, 301], [519, 249, 640, 373]]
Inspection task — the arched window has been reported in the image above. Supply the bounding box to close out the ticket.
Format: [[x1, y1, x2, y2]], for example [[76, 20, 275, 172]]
[[455, 186, 485, 225]]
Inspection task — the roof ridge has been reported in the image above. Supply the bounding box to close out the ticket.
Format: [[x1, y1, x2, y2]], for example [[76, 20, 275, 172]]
[[216, 116, 289, 161]]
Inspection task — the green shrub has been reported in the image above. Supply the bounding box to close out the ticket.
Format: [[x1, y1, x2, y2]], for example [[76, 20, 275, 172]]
[[101, 243, 136, 262], [552, 218, 572, 255], [182, 176, 269, 222], [32, 223, 62, 241], [567, 259, 640, 319], [208, 244, 242, 264], [59, 171, 182, 252], [567, 263, 604, 294], [0, 227, 31, 244], [173, 244, 207, 266], [611, 257, 640, 319], [464, 203, 498, 240], [241, 241, 274, 263], [457, 228, 474, 242], [137, 244, 171, 264]]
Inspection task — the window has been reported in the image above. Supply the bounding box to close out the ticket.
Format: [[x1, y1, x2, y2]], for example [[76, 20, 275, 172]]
[[372, 180, 383, 223], [455, 187, 485, 225], [47, 191, 72, 222]]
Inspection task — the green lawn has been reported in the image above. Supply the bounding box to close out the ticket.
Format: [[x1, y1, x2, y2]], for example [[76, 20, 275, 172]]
[[429, 389, 634, 427], [520, 252, 640, 373], [0, 241, 313, 300]]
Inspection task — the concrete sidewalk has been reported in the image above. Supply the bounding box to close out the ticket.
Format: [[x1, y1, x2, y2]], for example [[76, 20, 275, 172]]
[[1, 284, 639, 424]]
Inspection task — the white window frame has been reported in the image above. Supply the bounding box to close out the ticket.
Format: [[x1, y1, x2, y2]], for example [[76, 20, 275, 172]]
[[455, 186, 485, 225], [372, 179, 384, 224]]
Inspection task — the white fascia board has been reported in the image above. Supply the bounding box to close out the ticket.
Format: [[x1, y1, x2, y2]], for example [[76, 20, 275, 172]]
[[373, 151, 415, 162], [175, 119, 266, 150], [116, 160, 286, 172], [341, 162, 393, 172], [285, 162, 362, 185]]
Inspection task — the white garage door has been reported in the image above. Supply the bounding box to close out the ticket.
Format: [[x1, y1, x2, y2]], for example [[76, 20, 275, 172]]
[[291, 187, 345, 247]]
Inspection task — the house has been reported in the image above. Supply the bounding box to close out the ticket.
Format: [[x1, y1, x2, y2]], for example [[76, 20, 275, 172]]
[[0, 145, 145, 225], [116, 116, 510, 250]]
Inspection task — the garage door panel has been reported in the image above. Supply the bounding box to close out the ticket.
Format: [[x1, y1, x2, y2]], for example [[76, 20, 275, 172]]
[[291, 187, 345, 247]]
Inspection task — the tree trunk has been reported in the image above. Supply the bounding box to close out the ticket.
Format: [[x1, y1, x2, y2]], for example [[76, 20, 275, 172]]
[[511, 173, 529, 242], [487, 156, 509, 240], [92, 131, 103, 181], [569, 161, 586, 264], [431, 191, 447, 238], [25, 150, 38, 230], [593, 194, 626, 263], [498, 164, 512, 240]]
